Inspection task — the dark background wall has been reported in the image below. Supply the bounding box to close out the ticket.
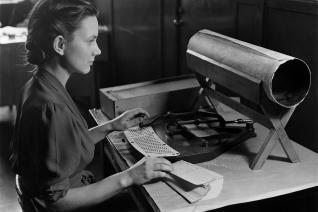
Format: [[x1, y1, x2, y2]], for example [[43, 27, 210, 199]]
[[93, 0, 318, 154]]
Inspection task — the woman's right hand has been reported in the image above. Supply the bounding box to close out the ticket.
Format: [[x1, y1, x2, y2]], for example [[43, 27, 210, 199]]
[[126, 157, 173, 186]]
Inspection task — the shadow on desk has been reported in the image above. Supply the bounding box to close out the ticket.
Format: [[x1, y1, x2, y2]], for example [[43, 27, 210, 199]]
[[231, 142, 292, 166], [214, 187, 318, 212]]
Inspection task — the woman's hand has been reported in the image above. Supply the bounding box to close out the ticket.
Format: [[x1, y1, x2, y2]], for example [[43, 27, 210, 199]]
[[88, 108, 149, 144], [126, 157, 173, 186], [111, 108, 149, 131]]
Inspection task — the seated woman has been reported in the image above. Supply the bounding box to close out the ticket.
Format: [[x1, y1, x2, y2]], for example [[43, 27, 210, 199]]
[[10, 0, 172, 211]]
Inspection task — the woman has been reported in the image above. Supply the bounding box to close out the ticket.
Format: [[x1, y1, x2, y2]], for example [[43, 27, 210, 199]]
[[10, 0, 172, 211]]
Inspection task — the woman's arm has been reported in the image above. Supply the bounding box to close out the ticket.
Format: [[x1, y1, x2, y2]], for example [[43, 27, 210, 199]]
[[88, 108, 149, 144], [88, 120, 115, 144], [50, 171, 132, 211], [48, 157, 172, 211]]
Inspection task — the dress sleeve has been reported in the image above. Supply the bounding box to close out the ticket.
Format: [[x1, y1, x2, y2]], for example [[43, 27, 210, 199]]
[[36, 102, 87, 202]]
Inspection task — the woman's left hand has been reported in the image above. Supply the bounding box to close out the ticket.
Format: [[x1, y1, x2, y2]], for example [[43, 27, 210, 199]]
[[111, 108, 149, 131]]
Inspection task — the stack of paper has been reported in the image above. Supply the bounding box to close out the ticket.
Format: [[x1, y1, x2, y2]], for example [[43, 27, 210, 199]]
[[165, 160, 223, 203]]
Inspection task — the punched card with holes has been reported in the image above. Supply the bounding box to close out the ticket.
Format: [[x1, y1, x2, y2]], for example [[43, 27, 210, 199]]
[[124, 126, 180, 157]]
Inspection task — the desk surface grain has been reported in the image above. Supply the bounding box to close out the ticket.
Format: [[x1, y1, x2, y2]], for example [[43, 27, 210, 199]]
[[93, 108, 318, 212]]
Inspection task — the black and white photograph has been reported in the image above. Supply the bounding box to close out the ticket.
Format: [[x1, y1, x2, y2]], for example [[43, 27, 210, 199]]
[[0, 0, 317, 211]]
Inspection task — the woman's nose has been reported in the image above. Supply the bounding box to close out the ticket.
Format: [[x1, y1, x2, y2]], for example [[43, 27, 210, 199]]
[[94, 42, 101, 56]]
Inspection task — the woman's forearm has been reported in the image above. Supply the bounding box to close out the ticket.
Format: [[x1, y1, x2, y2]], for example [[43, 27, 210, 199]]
[[49, 171, 133, 211], [88, 121, 115, 144], [49, 155, 172, 211]]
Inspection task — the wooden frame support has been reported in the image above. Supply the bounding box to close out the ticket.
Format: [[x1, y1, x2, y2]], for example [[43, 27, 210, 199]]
[[251, 105, 299, 169], [194, 74, 300, 170]]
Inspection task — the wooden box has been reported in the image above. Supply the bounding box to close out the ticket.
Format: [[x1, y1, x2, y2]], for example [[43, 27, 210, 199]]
[[99, 75, 200, 118]]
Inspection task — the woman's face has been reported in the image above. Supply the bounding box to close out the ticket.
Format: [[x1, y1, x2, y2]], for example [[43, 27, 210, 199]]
[[63, 15, 101, 75]]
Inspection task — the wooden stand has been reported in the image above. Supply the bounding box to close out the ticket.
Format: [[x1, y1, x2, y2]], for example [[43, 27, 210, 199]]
[[194, 73, 300, 170]]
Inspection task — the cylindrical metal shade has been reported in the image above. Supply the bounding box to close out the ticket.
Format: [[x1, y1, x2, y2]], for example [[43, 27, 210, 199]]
[[187, 30, 311, 108]]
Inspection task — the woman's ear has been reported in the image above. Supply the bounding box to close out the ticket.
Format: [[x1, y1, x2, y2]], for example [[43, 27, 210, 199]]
[[53, 35, 65, 56]]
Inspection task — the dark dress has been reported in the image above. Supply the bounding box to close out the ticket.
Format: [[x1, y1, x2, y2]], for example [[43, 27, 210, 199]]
[[10, 68, 95, 211]]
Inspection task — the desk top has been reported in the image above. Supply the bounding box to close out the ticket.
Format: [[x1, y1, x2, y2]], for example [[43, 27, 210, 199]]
[[94, 108, 318, 212]]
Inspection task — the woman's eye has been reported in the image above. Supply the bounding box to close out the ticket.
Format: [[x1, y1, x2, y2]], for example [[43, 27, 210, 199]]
[[88, 38, 96, 43]]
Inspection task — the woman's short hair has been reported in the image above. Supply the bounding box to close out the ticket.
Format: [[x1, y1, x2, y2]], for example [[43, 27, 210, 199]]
[[26, 0, 98, 66]]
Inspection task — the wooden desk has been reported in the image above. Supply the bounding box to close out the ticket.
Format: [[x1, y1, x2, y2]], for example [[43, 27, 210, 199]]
[[91, 108, 318, 212]]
